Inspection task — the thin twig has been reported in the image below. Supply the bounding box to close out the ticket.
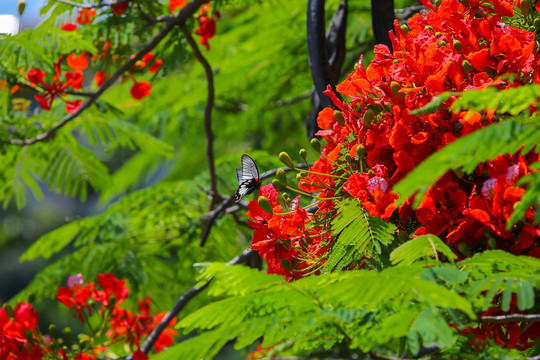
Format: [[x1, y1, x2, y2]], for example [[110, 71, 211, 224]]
[[140, 248, 256, 355], [480, 313, 540, 324], [9, 0, 208, 146], [182, 26, 218, 206], [53, 0, 130, 9]]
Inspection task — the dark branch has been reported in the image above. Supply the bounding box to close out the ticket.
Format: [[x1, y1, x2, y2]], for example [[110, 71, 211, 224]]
[[182, 26, 218, 205], [9, 0, 208, 146], [140, 248, 257, 354], [480, 313, 540, 324], [371, 0, 395, 51], [53, 0, 130, 9]]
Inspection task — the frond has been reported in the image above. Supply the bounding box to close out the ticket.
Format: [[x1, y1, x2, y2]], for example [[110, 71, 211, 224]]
[[390, 234, 457, 266], [322, 198, 396, 273]]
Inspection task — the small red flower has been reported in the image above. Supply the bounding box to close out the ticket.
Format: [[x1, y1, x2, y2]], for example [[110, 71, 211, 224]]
[[169, 0, 186, 13], [60, 22, 77, 31], [130, 81, 151, 100], [148, 59, 163, 73], [77, 8, 96, 25], [112, 1, 129, 15], [27, 68, 45, 86], [67, 52, 89, 71]]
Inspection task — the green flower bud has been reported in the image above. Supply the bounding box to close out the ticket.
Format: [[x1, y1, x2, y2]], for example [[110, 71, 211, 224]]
[[276, 168, 288, 186], [356, 145, 365, 159], [310, 138, 321, 152], [461, 60, 472, 74], [49, 324, 57, 338], [520, 0, 531, 17], [345, 153, 351, 162], [57, 338, 64, 346], [453, 39, 462, 51], [17, 0, 26, 16], [63, 327, 72, 342], [435, 32, 442, 38], [281, 192, 290, 201], [258, 196, 273, 214], [390, 81, 405, 100], [534, 18, 540, 29], [296, 173, 303, 183], [333, 110, 345, 126], [393, 59, 399, 64], [438, 40, 447, 48], [425, 25, 434, 31], [27, 293, 35, 304], [396, 230, 409, 243], [278, 151, 295, 168], [299, 171, 308, 178], [435, 0, 443, 6], [271, 178, 281, 191], [299, 148, 307, 160], [487, 237, 497, 249], [400, 24, 409, 36], [3, 303, 13, 318], [363, 109, 375, 126], [457, 242, 471, 257]]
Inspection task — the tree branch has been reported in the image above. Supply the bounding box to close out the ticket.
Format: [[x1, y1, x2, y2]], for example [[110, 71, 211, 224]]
[[140, 248, 257, 354], [8, 0, 208, 146], [182, 26, 218, 206], [480, 313, 540, 324], [54, 0, 130, 9]]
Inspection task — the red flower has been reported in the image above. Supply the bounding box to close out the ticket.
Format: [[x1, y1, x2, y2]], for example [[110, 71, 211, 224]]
[[27, 68, 45, 85], [74, 353, 95, 360], [67, 52, 89, 71], [130, 81, 151, 100], [65, 71, 83, 90], [57, 277, 92, 322], [112, 1, 129, 15], [60, 22, 77, 31], [94, 70, 108, 87], [76, 8, 96, 25], [92, 273, 129, 306], [169, 0, 186, 13], [148, 59, 163, 73]]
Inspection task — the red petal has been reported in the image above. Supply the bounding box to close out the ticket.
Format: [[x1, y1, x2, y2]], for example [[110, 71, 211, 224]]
[[60, 22, 77, 31], [130, 81, 151, 100], [65, 99, 83, 113], [169, 0, 186, 13], [67, 52, 89, 71]]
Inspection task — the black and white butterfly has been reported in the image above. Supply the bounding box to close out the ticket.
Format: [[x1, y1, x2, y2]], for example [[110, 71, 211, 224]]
[[235, 154, 261, 202]]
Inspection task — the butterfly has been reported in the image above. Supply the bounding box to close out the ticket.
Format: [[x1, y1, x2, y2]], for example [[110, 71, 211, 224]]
[[235, 154, 261, 202]]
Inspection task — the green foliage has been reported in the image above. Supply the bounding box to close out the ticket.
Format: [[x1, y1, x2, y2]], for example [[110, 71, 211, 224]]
[[322, 198, 396, 273], [152, 249, 540, 359], [390, 234, 457, 266]]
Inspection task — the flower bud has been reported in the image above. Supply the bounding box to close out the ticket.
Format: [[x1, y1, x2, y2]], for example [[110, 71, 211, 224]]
[[345, 153, 351, 162], [296, 173, 303, 183], [333, 110, 345, 126], [400, 24, 409, 36], [258, 196, 273, 214], [457, 242, 471, 257], [487, 237, 497, 249], [28, 293, 35, 304], [535, 18, 540, 29], [299, 148, 307, 160], [49, 324, 57, 338], [435, 32, 442, 38], [435, 0, 443, 6], [356, 145, 365, 159], [299, 171, 308, 178], [438, 40, 447, 48], [390, 81, 405, 100], [3, 303, 13, 318], [281, 192, 290, 201], [271, 178, 281, 191], [461, 60, 471, 74], [276, 168, 288, 186], [63, 327, 72, 342], [425, 25, 434, 31], [310, 138, 321, 152], [363, 109, 375, 126], [453, 39, 462, 52], [278, 152, 294, 168], [17, 0, 26, 16], [79, 338, 89, 350], [520, 0, 531, 17]]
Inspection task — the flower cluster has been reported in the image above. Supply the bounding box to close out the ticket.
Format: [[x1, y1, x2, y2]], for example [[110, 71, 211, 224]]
[[195, 2, 220, 50], [247, 0, 539, 349], [1, 273, 175, 359]]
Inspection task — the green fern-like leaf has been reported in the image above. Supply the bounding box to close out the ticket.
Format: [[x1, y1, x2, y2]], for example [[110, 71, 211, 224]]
[[390, 234, 457, 266], [323, 198, 396, 273]]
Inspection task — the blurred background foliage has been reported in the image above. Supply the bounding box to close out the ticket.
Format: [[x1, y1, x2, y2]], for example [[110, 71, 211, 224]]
[[0, 0, 415, 352]]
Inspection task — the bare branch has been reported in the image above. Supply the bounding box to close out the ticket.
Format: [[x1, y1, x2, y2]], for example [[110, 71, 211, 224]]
[[8, 0, 208, 146], [140, 248, 257, 355], [182, 26, 218, 205], [480, 313, 540, 324], [53, 0, 130, 9]]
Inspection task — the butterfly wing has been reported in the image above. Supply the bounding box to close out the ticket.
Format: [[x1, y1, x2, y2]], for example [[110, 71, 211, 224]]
[[235, 154, 261, 201]]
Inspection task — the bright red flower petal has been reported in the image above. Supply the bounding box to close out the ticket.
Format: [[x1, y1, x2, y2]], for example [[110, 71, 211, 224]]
[[67, 52, 89, 71], [130, 81, 151, 100]]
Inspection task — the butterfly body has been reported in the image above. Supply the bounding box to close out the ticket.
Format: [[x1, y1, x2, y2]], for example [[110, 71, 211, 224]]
[[235, 154, 261, 202]]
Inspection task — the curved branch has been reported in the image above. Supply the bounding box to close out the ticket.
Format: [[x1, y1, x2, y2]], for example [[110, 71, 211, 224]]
[[140, 248, 257, 354], [371, 0, 395, 51], [54, 0, 129, 9], [182, 26, 218, 205], [9, 0, 208, 146]]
